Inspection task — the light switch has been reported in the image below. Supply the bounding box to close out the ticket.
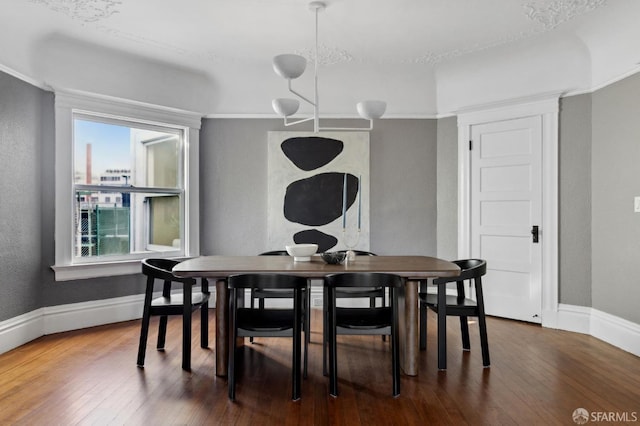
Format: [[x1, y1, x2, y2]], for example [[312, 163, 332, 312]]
[[635, 196, 640, 213]]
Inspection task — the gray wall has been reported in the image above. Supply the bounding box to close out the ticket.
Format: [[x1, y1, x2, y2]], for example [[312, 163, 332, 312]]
[[200, 118, 438, 256], [591, 72, 640, 324], [0, 72, 46, 319], [0, 71, 146, 322], [436, 116, 458, 260], [558, 94, 592, 307]]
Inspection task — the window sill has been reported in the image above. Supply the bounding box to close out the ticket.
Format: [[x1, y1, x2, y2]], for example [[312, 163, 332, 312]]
[[52, 260, 143, 281]]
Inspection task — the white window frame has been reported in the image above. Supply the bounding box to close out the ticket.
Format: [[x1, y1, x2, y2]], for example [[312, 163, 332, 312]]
[[52, 89, 201, 281]]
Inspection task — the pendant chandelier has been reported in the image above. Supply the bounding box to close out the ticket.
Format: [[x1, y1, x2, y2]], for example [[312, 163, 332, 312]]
[[271, 1, 386, 133]]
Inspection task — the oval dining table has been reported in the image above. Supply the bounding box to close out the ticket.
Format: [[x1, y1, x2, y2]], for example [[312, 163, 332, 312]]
[[173, 255, 460, 377]]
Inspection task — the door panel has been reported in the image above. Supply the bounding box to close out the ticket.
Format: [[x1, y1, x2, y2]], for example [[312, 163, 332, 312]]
[[471, 116, 542, 323]]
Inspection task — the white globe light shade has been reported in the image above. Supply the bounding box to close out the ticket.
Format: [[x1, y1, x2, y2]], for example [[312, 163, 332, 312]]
[[273, 54, 307, 79], [357, 100, 387, 120], [272, 98, 300, 117]]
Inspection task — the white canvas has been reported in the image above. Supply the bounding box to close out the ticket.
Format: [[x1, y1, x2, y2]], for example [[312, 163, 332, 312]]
[[267, 131, 370, 253]]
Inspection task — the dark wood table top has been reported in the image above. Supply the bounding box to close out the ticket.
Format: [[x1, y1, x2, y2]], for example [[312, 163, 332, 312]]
[[172, 255, 460, 280]]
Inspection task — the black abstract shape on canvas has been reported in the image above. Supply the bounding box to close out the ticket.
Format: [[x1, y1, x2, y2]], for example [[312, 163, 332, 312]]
[[293, 229, 338, 252], [284, 172, 358, 226], [281, 136, 344, 171]]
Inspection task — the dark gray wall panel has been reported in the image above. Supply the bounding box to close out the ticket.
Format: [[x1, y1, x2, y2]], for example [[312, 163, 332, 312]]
[[559, 94, 592, 307], [591, 73, 640, 324], [0, 72, 45, 320]]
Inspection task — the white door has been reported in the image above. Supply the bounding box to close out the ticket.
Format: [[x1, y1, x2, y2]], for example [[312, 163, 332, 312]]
[[470, 116, 542, 323]]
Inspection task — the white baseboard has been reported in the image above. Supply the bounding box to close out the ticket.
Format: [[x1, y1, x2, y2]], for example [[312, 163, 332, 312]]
[[556, 303, 640, 357], [0, 294, 146, 355], [42, 294, 146, 335], [2, 297, 639, 358], [590, 308, 640, 357], [0, 309, 45, 354], [556, 304, 592, 334]]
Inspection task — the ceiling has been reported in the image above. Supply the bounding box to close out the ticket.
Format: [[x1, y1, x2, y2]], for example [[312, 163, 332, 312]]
[[1, 0, 639, 116]]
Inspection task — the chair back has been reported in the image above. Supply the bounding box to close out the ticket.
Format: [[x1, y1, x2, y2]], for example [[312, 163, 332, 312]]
[[433, 259, 486, 285], [142, 258, 195, 284], [228, 273, 307, 291], [260, 250, 290, 256], [325, 272, 403, 289], [337, 250, 376, 256]]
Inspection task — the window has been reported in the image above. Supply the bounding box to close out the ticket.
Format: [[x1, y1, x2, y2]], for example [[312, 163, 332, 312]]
[[53, 91, 201, 281]]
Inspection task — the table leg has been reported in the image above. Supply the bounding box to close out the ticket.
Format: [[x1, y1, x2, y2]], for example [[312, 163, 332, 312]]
[[215, 279, 228, 377], [398, 279, 419, 376]]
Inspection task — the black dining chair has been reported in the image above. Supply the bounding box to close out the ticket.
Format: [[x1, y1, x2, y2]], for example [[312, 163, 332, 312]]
[[228, 273, 307, 401], [248, 251, 311, 376], [324, 272, 403, 397], [322, 251, 385, 375], [137, 258, 210, 371], [419, 259, 489, 370]]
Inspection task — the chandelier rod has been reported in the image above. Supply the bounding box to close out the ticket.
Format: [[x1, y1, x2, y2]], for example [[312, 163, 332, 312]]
[[313, 3, 320, 133]]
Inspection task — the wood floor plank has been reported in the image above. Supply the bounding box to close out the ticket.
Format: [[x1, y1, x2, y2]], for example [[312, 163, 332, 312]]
[[0, 309, 638, 425]]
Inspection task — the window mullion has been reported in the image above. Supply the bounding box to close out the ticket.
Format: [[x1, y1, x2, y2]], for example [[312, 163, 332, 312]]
[[74, 184, 182, 194]]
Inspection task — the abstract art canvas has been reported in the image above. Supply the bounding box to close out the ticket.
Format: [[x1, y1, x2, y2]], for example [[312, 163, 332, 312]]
[[267, 131, 370, 253]]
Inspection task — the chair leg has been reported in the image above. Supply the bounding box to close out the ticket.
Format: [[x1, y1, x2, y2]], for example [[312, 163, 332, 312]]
[[228, 348, 236, 400], [303, 284, 310, 378], [181, 282, 192, 371], [137, 314, 151, 366], [419, 301, 427, 350], [292, 289, 302, 401], [303, 330, 309, 380], [329, 330, 338, 397], [137, 279, 154, 367], [328, 289, 338, 397], [381, 290, 386, 342], [157, 316, 168, 349], [437, 284, 447, 370], [478, 313, 490, 367], [322, 286, 328, 376], [228, 290, 237, 401], [249, 291, 255, 343], [391, 312, 400, 397], [156, 279, 172, 351], [201, 279, 209, 348], [460, 316, 471, 351], [200, 305, 209, 348], [473, 277, 490, 367]]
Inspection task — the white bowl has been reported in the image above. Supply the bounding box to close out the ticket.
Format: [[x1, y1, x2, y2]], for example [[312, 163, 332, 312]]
[[285, 244, 318, 262]]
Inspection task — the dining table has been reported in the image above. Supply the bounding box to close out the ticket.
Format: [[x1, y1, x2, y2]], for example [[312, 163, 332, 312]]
[[172, 255, 460, 377]]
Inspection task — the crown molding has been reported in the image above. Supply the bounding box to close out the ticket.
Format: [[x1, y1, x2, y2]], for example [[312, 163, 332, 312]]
[[564, 65, 640, 97], [0, 63, 49, 90], [2, 60, 639, 119], [204, 112, 440, 120]]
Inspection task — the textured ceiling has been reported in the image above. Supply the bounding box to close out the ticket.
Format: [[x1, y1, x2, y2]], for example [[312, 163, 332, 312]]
[[1, 0, 638, 116]]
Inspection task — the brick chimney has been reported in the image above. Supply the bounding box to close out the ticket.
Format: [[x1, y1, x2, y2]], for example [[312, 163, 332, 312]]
[[86, 143, 92, 184]]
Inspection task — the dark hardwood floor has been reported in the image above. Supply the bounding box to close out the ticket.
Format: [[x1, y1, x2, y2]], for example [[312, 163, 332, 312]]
[[0, 309, 638, 425]]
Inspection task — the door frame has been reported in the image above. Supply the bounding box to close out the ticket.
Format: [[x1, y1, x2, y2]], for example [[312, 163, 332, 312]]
[[457, 96, 559, 328]]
